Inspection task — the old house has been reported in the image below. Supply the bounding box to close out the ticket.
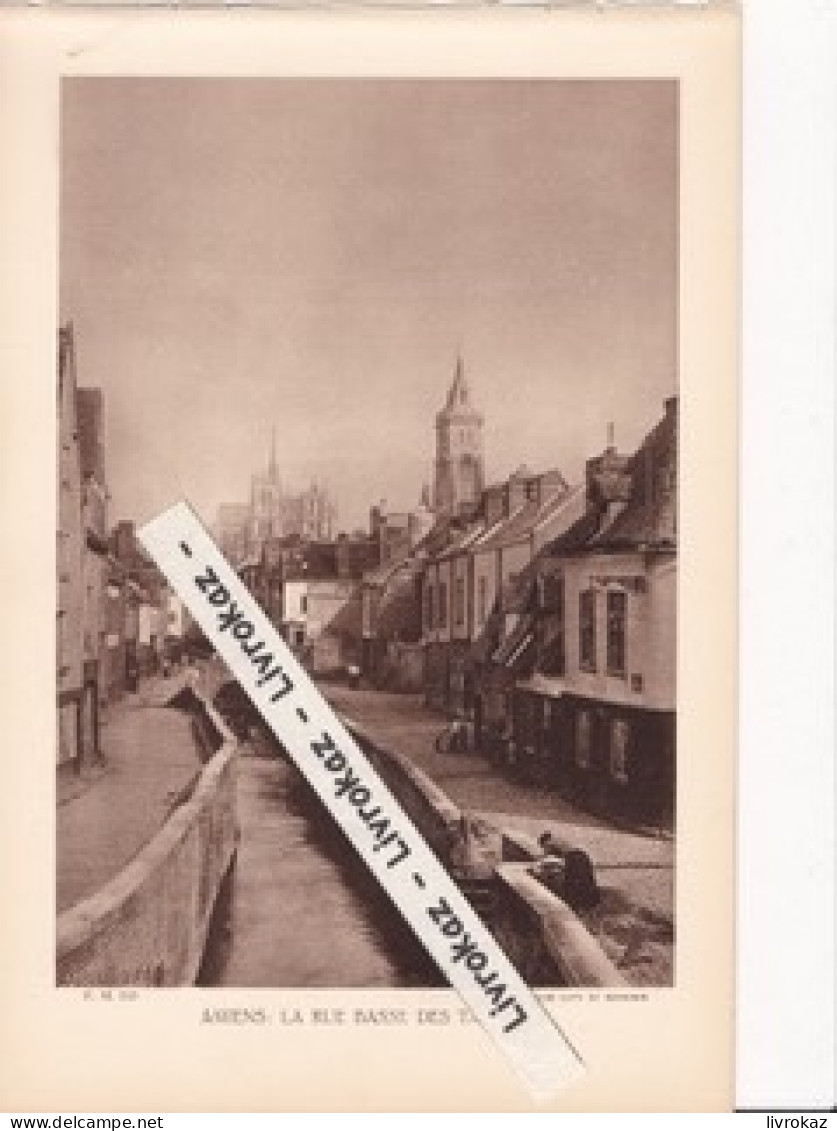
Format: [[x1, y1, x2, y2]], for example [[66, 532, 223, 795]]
[[422, 467, 579, 715], [469, 469, 575, 645], [427, 520, 487, 712], [279, 541, 366, 673], [369, 487, 435, 568], [76, 387, 109, 755], [418, 513, 473, 709], [469, 481, 585, 741], [103, 562, 145, 700], [56, 326, 112, 767], [360, 485, 437, 690], [237, 535, 377, 674], [57, 324, 85, 768], [363, 559, 426, 691], [510, 398, 678, 827], [104, 563, 127, 701], [109, 520, 169, 682], [362, 552, 412, 680]]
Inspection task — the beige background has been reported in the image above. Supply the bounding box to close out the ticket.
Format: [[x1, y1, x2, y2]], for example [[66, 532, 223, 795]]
[[0, 5, 739, 1113]]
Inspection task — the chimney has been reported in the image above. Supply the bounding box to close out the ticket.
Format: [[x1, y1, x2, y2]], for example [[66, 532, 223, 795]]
[[113, 520, 136, 563], [537, 468, 569, 507], [484, 485, 505, 526], [507, 465, 531, 513], [585, 443, 632, 521], [408, 504, 434, 548]]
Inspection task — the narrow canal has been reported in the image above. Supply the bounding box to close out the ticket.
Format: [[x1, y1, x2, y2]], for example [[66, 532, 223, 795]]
[[198, 744, 444, 988]]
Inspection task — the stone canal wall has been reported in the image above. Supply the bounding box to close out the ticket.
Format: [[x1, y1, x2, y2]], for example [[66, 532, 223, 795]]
[[56, 698, 238, 987], [493, 864, 625, 987], [341, 714, 624, 987], [342, 715, 463, 865]]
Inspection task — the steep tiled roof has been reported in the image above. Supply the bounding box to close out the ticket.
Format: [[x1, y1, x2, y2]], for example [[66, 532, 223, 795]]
[[363, 551, 410, 587], [591, 406, 676, 550], [323, 591, 362, 640], [541, 509, 602, 556], [467, 513, 508, 552], [336, 538, 382, 579], [472, 562, 539, 668], [492, 615, 536, 674], [541, 400, 677, 557], [475, 487, 574, 553], [377, 574, 422, 642], [295, 541, 338, 580], [472, 501, 531, 552], [438, 521, 486, 560], [413, 513, 474, 560]]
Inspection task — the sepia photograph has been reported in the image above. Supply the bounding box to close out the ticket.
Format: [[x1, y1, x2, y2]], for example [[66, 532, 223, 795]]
[[56, 78, 678, 993]]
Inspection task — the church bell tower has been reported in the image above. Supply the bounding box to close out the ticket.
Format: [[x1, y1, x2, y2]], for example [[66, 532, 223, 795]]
[[433, 355, 484, 516]]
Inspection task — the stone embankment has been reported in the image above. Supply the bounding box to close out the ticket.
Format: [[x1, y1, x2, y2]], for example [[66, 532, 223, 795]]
[[341, 713, 626, 988]]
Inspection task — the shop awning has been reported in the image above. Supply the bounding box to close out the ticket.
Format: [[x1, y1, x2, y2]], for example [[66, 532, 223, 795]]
[[492, 615, 536, 673]]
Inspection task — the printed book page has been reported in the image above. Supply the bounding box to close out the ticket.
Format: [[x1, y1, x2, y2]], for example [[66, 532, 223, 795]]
[[0, 4, 739, 1112]]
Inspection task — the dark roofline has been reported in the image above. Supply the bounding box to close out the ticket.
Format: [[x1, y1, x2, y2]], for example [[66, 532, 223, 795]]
[[86, 529, 110, 556]]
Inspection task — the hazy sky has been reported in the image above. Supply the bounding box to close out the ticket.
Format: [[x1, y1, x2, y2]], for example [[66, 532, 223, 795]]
[[60, 79, 677, 533]]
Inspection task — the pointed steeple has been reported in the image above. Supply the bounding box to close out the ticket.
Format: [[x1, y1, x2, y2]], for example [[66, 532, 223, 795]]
[[437, 352, 482, 425], [433, 354, 485, 516], [446, 352, 470, 410], [268, 427, 278, 481]]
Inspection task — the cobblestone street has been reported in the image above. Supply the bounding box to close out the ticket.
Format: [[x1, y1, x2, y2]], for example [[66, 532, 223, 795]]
[[322, 681, 675, 976], [323, 683, 607, 828]]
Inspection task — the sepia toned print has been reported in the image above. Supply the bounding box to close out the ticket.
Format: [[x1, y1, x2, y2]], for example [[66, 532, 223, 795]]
[[56, 78, 677, 993]]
